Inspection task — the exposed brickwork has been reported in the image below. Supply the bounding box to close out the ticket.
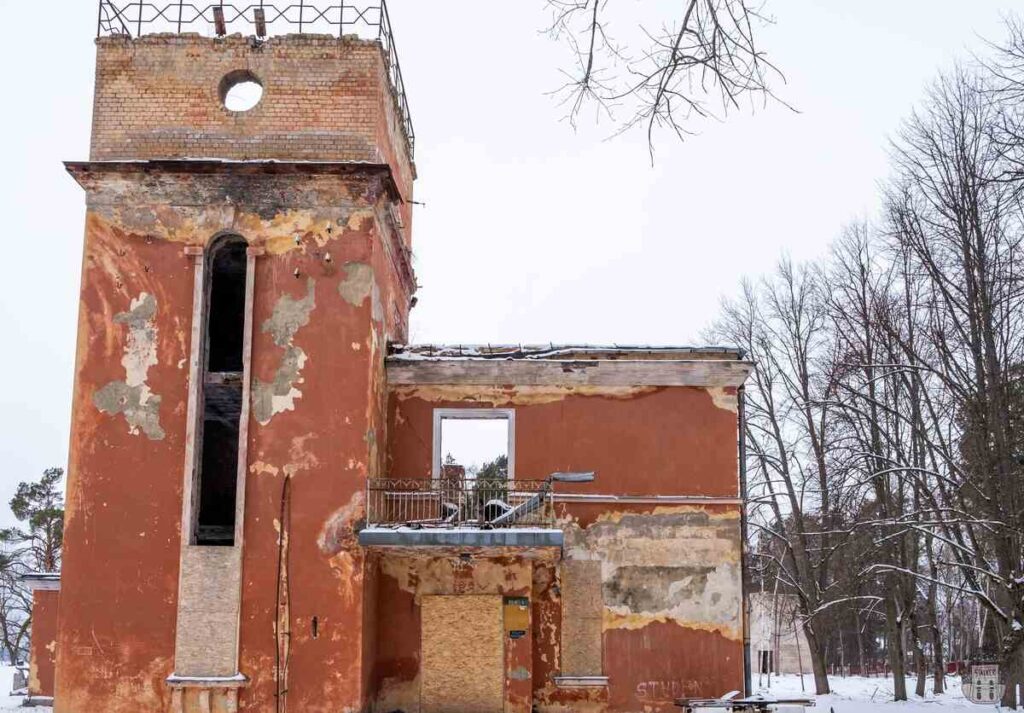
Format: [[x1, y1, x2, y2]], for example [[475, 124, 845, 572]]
[[91, 34, 414, 196]]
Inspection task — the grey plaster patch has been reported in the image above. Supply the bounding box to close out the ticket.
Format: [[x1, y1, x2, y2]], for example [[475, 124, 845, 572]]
[[92, 292, 165, 440], [338, 262, 375, 307], [253, 278, 316, 425], [604, 565, 716, 612], [370, 279, 383, 323], [563, 509, 742, 631], [263, 277, 316, 347]]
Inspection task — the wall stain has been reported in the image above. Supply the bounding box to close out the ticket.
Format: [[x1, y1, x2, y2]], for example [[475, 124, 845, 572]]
[[562, 507, 743, 640], [92, 292, 166, 440], [707, 386, 738, 413]]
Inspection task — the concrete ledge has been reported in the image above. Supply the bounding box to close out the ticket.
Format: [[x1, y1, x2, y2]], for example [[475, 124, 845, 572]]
[[359, 527, 564, 548], [554, 676, 610, 688], [166, 673, 249, 689], [20, 572, 60, 593]]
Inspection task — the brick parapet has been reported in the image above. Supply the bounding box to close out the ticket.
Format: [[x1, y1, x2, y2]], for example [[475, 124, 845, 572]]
[[90, 34, 414, 197]]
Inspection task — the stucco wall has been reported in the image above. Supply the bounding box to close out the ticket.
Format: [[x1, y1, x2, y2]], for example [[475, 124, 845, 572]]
[[378, 385, 745, 712], [55, 165, 410, 713], [29, 590, 60, 700]]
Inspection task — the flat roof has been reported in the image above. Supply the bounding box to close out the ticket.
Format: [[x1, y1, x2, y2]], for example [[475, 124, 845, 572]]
[[388, 344, 747, 362], [386, 344, 753, 388]]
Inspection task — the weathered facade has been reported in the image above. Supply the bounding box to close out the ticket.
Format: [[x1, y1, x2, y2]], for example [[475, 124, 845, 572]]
[[23, 573, 61, 706], [51, 5, 753, 712]]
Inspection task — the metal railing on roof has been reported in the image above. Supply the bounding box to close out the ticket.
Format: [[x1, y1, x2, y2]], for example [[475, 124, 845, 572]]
[[96, 1, 415, 157], [366, 477, 558, 530], [365, 472, 595, 531]]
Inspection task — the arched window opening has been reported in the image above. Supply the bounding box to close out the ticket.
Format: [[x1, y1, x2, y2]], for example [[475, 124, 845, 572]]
[[195, 235, 248, 546]]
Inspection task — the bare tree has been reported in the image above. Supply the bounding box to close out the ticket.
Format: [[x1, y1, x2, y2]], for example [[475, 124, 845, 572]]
[[544, 0, 789, 158], [711, 21, 1024, 704], [710, 260, 862, 695], [984, 15, 1024, 189], [875, 64, 1024, 707]]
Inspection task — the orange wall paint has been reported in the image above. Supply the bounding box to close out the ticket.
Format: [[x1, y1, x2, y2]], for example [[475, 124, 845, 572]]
[[56, 169, 410, 713], [29, 590, 60, 700], [387, 386, 740, 497]]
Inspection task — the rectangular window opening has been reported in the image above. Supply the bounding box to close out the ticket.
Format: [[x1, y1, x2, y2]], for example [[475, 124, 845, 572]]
[[433, 408, 515, 480], [431, 409, 515, 526], [194, 237, 249, 546]]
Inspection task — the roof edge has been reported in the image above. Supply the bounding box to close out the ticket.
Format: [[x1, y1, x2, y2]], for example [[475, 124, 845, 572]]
[[388, 343, 747, 362]]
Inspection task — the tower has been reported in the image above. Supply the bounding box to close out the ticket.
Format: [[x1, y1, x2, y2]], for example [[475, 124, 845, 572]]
[[57, 4, 415, 711]]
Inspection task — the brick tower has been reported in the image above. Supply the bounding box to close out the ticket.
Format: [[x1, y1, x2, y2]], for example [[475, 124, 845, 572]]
[[57, 5, 415, 711]]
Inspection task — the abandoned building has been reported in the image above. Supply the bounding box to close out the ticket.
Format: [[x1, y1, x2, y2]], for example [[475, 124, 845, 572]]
[[27, 2, 755, 711]]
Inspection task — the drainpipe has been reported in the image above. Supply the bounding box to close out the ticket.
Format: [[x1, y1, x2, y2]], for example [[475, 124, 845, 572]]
[[738, 385, 752, 696]]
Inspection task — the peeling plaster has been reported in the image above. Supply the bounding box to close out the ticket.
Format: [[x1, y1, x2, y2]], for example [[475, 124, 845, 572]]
[[338, 262, 375, 307], [253, 278, 316, 425], [375, 674, 422, 713], [707, 387, 738, 414], [87, 194, 372, 256], [563, 507, 743, 640], [318, 490, 366, 556], [379, 556, 532, 604], [391, 384, 661, 406], [92, 292, 166, 440]]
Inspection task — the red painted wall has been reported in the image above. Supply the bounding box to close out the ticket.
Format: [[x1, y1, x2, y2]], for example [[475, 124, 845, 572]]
[[387, 386, 739, 496], [378, 387, 746, 712], [29, 590, 60, 700], [55, 169, 411, 713]]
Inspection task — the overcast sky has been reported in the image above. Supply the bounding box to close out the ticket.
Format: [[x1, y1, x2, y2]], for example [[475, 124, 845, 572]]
[[0, 0, 1016, 515]]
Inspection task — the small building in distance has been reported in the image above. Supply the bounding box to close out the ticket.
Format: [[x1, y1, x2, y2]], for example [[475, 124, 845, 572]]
[[748, 592, 814, 677]]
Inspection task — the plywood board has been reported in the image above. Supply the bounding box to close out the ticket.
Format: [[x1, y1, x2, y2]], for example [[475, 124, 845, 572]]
[[421, 595, 504, 713]]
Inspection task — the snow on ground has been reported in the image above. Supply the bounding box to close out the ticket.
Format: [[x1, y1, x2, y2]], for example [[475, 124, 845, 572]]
[[759, 674, 1000, 711], [0, 668, 1004, 712], [0, 667, 50, 712]]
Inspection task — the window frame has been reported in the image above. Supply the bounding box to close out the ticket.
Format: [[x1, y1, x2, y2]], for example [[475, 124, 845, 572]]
[[431, 408, 516, 481], [180, 235, 258, 549]]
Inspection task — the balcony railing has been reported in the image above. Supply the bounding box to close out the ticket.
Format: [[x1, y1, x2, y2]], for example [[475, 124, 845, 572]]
[[96, 1, 415, 157], [366, 477, 558, 530]]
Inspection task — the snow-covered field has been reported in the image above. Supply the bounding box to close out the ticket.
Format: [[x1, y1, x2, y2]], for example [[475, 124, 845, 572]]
[[0, 668, 1005, 712], [0, 667, 49, 712], [759, 674, 1001, 711]]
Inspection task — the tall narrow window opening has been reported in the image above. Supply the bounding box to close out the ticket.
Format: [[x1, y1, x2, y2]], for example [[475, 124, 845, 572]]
[[195, 235, 248, 546]]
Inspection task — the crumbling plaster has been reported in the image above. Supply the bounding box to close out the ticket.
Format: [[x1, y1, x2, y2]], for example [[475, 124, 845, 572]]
[[93, 292, 166, 440]]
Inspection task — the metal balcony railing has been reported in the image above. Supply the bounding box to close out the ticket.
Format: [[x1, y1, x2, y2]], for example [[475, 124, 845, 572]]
[[96, 1, 415, 157], [366, 477, 560, 530]]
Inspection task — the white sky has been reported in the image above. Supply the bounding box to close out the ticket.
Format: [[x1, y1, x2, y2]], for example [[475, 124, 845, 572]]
[[440, 418, 509, 477], [0, 0, 1016, 519]]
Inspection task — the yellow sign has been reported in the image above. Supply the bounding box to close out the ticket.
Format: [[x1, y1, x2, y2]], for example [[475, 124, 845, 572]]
[[504, 596, 529, 639]]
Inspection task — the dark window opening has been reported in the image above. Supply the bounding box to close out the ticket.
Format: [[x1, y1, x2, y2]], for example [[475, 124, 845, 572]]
[[195, 236, 248, 546], [207, 240, 248, 372]]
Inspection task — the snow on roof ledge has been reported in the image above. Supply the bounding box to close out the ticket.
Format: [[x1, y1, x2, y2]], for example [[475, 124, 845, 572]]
[[21, 572, 60, 592], [387, 344, 747, 362]]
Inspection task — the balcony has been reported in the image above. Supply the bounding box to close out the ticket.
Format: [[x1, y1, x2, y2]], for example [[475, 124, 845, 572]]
[[359, 472, 593, 548]]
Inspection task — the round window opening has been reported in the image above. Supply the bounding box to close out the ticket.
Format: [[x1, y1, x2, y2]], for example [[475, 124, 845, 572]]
[[220, 71, 264, 112]]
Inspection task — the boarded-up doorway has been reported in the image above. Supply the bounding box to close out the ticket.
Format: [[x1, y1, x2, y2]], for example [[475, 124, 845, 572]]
[[421, 595, 504, 713]]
